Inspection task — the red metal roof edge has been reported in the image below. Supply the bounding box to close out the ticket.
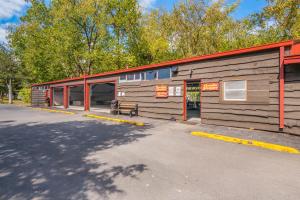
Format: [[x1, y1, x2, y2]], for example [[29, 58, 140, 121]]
[[284, 55, 300, 65], [32, 76, 84, 86], [32, 40, 294, 87]]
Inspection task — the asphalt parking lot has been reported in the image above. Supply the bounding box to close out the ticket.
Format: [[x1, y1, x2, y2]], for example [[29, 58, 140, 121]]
[[0, 104, 300, 200]]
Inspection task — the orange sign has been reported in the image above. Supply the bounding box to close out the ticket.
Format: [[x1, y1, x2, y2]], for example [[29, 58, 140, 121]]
[[201, 82, 219, 91], [156, 85, 168, 98]]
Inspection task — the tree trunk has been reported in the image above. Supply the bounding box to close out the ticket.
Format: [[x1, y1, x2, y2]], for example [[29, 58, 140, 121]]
[[8, 78, 12, 104]]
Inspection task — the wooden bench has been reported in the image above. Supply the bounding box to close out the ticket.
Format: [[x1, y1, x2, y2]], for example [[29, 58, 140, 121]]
[[117, 103, 138, 117]]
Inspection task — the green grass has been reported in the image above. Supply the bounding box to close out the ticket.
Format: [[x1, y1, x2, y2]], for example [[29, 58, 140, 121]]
[[0, 98, 30, 106]]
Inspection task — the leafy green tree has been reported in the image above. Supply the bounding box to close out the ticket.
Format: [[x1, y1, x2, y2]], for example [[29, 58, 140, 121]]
[[10, 0, 150, 84], [0, 43, 21, 103], [141, 9, 177, 63], [8, 0, 300, 87], [249, 0, 300, 41], [147, 0, 245, 58]]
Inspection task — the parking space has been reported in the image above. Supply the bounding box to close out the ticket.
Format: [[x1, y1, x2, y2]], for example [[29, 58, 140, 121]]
[[0, 104, 300, 200], [69, 85, 84, 110]]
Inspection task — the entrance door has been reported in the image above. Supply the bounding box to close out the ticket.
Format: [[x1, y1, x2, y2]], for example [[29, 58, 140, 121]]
[[186, 81, 201, 120]]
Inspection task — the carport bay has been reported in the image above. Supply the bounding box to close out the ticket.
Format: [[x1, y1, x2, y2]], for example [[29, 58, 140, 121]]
[[47, 79, 117, 112], [89, 81, 116, 113]]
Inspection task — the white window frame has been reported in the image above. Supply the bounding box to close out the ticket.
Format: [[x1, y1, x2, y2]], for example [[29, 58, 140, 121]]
[[119, 73, 142, 83], [223, 80, 247, 101], [119, 67, 172, 83], [119, 74, 127, 83], [126, 73, 135, 82]]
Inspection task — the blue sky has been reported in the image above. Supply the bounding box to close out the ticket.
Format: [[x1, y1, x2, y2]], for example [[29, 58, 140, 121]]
[[0, 0, 267, 43]]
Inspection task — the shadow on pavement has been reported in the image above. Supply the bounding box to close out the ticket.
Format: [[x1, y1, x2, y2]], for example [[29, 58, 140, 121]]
[[0, 120, 151, 199]]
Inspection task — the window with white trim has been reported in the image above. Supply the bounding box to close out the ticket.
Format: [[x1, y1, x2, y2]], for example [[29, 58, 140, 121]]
[[119, 67, 173, 82], [223, 80, 247, 101]]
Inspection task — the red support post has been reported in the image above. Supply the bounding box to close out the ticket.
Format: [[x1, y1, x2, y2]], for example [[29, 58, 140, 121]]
[[63, 85, 68, 109], [279, 46, 285, 129]]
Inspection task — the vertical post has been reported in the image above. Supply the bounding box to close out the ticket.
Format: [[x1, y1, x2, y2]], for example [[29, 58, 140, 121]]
[[8, 78, 12, 104], [84, 76, 89, 111], [183, 80, 187, 121], [279, 46, 285, 129], [49, 87, 53, 107], [199, 80, 202, 119], [114, 80, 117, 100], [63, 85, 68, 109]]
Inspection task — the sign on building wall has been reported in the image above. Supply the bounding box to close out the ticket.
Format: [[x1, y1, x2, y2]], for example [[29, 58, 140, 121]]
[[168, 86, 174, 96], [156, 85, 168, 98], [175, 86, 181, 96], [201, 82, 219, 91]]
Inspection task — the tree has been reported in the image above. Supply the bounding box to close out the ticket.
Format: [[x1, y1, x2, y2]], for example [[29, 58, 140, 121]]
[[0, 43, 20, 104], [9, 0, 150, 84], [8, 0, 300, 87], [249, 0, 300, 41], [140, 9, 178, 63], [144, 0, 246, 59]]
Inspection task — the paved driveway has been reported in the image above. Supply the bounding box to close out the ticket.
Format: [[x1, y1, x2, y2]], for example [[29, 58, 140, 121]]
[[0, 104, 300, 200]]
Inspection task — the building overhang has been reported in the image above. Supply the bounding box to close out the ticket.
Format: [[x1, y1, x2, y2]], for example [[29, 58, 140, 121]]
[[284, 55, 300, 65]]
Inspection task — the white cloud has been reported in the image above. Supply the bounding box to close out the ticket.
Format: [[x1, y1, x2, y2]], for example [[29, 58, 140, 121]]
[[0, 0, 28, 19], [0, 25, 9, 43], [139, 0, 157, 9]]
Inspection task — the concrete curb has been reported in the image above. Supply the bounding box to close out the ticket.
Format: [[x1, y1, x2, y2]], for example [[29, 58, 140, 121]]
[[32, 108, 75, 115], [84, 114, 145, 126], [192, 131, 300, 154]]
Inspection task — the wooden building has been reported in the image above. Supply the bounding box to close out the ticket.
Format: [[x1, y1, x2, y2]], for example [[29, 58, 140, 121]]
[[32, 40, 300, 135]]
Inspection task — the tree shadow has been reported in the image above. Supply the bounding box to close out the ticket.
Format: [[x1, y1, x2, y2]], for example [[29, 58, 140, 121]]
[[0, 120, 151, 199]]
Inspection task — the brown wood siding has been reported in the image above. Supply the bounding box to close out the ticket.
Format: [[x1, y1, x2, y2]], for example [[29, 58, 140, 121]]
[[188, 50, 278, 132], [117, 79, 183, 120], [37, 48, 295, 135], [31, 88, 47, 107], [117, 50, 281, 129], [283, 64, 300, 135], [184, 50, 280, 131]]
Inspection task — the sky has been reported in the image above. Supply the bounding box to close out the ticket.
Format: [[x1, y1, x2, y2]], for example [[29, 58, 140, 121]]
[[0, 0, 267, 43]]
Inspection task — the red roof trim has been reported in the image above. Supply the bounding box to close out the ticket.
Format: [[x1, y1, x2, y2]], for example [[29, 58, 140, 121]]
[[32, 76, 84, 86], [284, 55, 300, 65], [32, 40, 294, 86]]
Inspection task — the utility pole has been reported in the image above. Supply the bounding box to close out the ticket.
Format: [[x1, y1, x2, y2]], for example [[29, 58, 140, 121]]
[[8, 78, 12, 104]]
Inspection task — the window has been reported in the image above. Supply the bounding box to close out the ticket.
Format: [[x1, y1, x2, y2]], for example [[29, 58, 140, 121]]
[[223, 80, 246, 101], [158, 68, 171, 79], [120, 74, 126, 81], [119, 68, 172, 82], [134, 73, 141, 80], [127, 73, 134, 81], [141, 72, 146, 80], [146, 70, 157, 80]]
